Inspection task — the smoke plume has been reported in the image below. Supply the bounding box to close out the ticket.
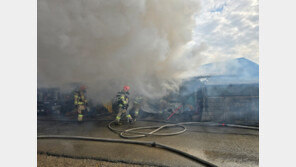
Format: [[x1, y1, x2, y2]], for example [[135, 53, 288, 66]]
[[38, 0, 207, 102]]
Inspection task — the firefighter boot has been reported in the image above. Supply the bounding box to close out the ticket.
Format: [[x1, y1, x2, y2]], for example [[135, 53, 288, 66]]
[[78, 114, 83, 122], [115, 116, 122, 125], [127, 114, 133, 124]]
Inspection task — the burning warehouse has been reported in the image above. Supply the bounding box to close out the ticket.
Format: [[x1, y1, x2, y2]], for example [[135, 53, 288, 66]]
[[6, 0, 296, 164], [36, 0, 259, 166]]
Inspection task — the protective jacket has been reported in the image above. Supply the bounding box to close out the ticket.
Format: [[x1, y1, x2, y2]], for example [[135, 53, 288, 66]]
[[116, 90, 129, 109], [74, 91, 87, 105]]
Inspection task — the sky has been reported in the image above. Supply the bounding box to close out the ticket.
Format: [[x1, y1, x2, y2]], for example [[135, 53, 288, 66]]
[[193, 0, 259, 64]]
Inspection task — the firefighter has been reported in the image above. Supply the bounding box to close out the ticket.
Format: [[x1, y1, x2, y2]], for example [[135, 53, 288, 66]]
[[74, 85, 88, 122], [115, 85, 132, 125], [128, 95, 144, 122]]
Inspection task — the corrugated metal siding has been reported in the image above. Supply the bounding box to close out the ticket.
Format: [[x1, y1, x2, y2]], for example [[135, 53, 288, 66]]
[[199, 84, 259, 126]]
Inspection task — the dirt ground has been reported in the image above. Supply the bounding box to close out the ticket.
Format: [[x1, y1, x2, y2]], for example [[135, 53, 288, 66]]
[[38, 154, 155, 167]]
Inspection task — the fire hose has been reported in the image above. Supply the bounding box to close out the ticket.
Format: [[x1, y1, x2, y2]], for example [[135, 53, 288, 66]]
[[167, 104, 183, 120], [38, 135, 218, 167], [108, 120, 258, 139]]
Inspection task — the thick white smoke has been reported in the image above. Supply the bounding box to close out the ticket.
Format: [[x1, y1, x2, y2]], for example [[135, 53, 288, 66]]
[[38, 0, 207, 103]]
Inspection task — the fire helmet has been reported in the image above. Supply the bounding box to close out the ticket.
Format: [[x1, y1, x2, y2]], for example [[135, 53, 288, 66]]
[[80, 85, 87, 91], [123, 85, 130, 92]]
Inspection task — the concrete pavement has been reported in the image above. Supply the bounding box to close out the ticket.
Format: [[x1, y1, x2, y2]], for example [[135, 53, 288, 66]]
[[37, 119, 258, 167]]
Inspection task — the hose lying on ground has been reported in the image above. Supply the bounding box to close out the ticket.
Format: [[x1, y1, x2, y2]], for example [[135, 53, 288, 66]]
[[38, 135, 217, 167], [38, 118, 258, 137], [108, 120, 259, 139]]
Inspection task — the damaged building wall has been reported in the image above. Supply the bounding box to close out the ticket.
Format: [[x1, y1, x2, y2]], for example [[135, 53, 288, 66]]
[[177, 58, 259, 125], [198, 83, 259, 125]]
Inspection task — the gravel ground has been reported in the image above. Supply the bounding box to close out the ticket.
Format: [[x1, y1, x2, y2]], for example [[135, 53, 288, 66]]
[[38, 154, 156, 167]]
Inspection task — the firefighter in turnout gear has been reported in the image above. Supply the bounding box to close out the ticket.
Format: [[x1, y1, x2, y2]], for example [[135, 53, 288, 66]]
[[127, 95, 144, 122], [115, 86, 132, 125], [74, 85, 88, 122]]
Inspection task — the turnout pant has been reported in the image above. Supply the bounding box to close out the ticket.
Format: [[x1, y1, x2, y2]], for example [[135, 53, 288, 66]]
[[116, 107, 132, 122], [127, 103, 141, 120], [77, 105, 86, 121], [134, 104, 141, 118]]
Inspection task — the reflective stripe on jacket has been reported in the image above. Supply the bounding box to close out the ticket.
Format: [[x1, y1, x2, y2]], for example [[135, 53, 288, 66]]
[[74, 91, 87, 105], [116, 91, 129, 108]]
